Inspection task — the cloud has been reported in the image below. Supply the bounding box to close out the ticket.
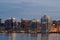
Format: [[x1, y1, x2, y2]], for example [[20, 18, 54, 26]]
[[0, 0, 60, 21]]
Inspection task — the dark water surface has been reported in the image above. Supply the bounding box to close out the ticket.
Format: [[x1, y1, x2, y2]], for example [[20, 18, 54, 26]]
[[0, 33, 60, 40]]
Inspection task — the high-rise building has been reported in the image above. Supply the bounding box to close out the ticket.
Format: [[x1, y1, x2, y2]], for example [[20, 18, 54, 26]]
[[41, 15, 52, 32], [30, 19, 40, 32], [5, 17, 17, 31], [11, 17, 17, 28], [0, 18, 2, 24], [21, 18, 31, 31], [41, 15, 52, 40]]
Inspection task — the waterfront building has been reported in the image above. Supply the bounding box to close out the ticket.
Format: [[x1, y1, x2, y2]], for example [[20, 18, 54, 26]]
[[0, 18, 2, 24], [21, 18, 31, 32], [41, 15, 52, 40], [0, 18, 2, 26], [14, 22, 21, 32], [56, 21, 60, 32], [53, 20, 57, 27], [0, 18, 5, 32], [30, 19, 40, 32], [5, 17, 17, 31], [17, 22, 21, 27], [52, 20, 60, 32]]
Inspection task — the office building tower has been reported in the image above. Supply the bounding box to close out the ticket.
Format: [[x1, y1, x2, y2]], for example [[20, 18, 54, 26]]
[[30, 19, 40, 33], [0, 18, 2, 24], [21, 18, 31, 31], [41, 15, 52, 40], [5, 17, 17, 30]]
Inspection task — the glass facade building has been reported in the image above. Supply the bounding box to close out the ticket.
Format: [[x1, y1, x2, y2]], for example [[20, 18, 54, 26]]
[[5, 17, 17, 30], [41, 15, 52, 40]]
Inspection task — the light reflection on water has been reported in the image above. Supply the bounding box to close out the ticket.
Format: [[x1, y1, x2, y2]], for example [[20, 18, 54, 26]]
[[0, 33, 60, 40]]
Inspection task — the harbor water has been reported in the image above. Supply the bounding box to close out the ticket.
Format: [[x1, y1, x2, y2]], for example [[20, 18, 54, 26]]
[[0, 33, 60, 40]]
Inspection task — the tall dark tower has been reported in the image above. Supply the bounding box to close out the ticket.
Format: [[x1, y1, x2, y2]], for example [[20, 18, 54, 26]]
[[41, 15, 52, 40], [0, 18, 2, 24]]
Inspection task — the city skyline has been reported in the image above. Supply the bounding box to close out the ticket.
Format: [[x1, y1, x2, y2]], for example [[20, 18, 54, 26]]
[[0, 0, 60, 22], [0, 15, 60, 33]]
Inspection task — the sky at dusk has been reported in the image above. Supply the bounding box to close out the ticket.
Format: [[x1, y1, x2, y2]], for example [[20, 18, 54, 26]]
[[0, 0, 60, 22]]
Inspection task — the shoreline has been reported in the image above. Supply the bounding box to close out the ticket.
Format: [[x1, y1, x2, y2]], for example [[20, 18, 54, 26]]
[[0, 32, 60, 34]]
